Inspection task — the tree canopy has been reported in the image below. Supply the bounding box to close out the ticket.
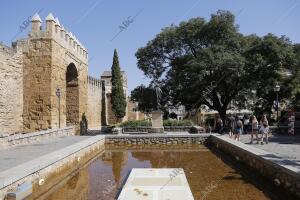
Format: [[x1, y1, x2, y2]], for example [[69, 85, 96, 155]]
[[135, 10, 298, 121], [130, 85, 155, 113]]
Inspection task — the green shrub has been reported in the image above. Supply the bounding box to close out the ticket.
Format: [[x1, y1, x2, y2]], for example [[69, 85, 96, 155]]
[[163, 119, 194, 126], [119, 120, 151, 127]]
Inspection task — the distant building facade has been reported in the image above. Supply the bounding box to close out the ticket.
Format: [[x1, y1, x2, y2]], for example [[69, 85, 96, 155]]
[[168, 105, 186, 120], [100, 71, 145, 125]]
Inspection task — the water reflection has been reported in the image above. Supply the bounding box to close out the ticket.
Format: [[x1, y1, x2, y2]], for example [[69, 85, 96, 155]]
[[32, 167, 89, 200], [111, 152, 126, 185], [34, 145, 272, 200]]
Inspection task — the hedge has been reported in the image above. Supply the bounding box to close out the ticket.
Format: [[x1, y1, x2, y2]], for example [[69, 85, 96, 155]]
[[119, 120, 151, 127]]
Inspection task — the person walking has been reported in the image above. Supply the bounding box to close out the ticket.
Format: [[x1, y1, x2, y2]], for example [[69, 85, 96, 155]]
[[215, 117, 224, 134], [228, 116, 235, 138], [243, 115, 250, 134], [234, 116, 243, 141], [250, 115, 259, 144], [259, 114, 269, 144]]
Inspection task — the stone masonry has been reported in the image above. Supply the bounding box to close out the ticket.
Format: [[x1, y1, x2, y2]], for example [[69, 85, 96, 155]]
[[0, 13, 94, 134], [22, 13, 88, 133], [0, 12, 141, 134], [87, 76, 102, 129], [127, 100, 145, 121], [0, 43, 23, 134]]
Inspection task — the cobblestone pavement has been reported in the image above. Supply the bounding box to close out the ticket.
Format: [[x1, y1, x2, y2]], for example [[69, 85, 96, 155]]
[[234, 133, 300, 165], [0, 136, 91, 172]]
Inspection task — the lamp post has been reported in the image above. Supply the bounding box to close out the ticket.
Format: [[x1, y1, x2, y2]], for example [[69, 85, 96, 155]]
[[135, 102, 139, 120], [56, 88, 61, 128], [274, 84, 280, 125], [251, 89, 257, 105]]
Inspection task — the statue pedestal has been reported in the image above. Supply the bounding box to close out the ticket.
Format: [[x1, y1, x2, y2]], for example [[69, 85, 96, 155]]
[[149, 111, 164, 133]]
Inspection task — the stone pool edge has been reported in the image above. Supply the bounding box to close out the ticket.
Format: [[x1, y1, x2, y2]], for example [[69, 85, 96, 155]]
[[0, 135, 105, 200], [106, 133, 300, 199], [105, 133, 212, 145], [210, 135, 300, 199], [0, 133, 299, 199]]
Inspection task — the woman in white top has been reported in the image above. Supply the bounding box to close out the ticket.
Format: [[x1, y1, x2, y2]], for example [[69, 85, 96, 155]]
[[259, 115, 269, 144], [250, 115, 259, 144]]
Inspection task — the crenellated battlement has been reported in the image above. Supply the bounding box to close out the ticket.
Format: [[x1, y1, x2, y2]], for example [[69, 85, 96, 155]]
[[29, 13, 88, 64], [88, 76, 102, 90]]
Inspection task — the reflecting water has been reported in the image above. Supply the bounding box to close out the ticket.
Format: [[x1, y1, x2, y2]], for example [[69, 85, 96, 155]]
[[33, 144, 274, 200]]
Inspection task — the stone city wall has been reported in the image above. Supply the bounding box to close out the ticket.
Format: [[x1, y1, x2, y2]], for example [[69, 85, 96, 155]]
[[106, 93, 118, 125], [23, 13, 88, 133], [22, 38, 53, 132], [126, 100, 137, 121], [0, 13, 112, 135], [0, 43, 24, 134], [87, 76, 102, 129]]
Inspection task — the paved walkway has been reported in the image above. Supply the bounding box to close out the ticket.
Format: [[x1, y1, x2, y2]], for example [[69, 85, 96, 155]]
[[238, 134, 300, 165], [0, 136, 91, 172]]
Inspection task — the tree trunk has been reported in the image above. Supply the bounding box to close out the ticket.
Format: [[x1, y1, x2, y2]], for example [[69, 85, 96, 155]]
[[218, 107, 227, 125]]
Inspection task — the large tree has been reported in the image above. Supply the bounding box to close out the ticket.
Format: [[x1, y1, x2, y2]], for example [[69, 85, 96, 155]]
[[130, 84, 170, 115], [135, 10, 297, 122], [111, 49, 126, 122], [290, 44, 300, 110], [130, 85, 156, 113]]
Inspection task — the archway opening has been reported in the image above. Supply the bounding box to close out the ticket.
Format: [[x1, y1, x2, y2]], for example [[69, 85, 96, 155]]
[[66, 63, 79, 125]]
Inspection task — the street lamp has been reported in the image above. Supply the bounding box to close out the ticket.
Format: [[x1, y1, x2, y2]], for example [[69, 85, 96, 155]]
[[135, 102, 139, 120], [56, 88, 62, 128], [274, 84, 280, 125]]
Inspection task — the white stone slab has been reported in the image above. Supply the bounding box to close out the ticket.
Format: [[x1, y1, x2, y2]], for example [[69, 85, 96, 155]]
[[117, 168, 194, 200]]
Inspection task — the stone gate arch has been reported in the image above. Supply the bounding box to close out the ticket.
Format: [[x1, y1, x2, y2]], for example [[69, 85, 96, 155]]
[[66, 63, 79, 125]]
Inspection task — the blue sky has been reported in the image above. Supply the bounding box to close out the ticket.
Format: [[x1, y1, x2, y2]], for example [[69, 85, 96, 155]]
[[0, 0, 299, 92]]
